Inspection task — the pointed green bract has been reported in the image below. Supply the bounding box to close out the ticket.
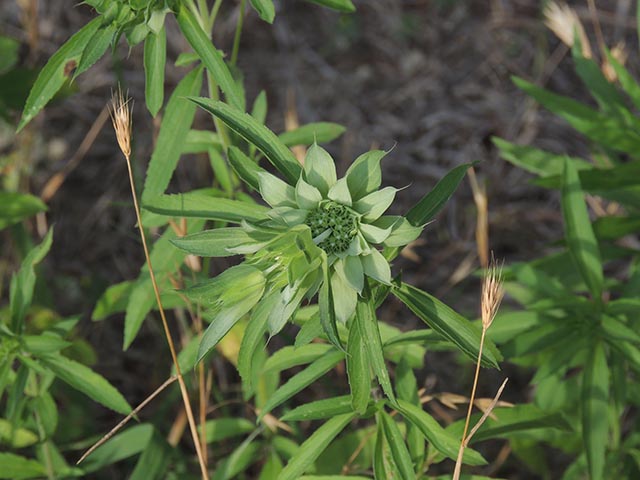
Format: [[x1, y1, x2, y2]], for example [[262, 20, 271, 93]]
[[345, 150, 385, 201], [296, 177, 323, 210], [279, 122, 346, 147], [304, 144, 337, 196], [334, 256, 364, 294], [327, 177, 352, 206], [259, 172, 297, 208], [331, 270, 357, 323], [354, 186, 397, 222], [362, 249, 391, 285], [249, 0, 276, 23]]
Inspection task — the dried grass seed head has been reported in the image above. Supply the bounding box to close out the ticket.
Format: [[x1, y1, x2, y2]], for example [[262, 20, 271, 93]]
[[481, 255, 504, 330], [110, 89, 133, 159], [544, 1, 592, 59]]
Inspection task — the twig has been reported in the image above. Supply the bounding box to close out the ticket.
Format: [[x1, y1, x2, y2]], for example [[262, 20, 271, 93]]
[[77, 376, 178, 465]]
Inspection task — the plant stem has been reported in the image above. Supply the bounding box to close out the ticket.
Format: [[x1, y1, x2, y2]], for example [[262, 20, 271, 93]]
[[123, 153, 209, 479], [231, 0, 246, 66]]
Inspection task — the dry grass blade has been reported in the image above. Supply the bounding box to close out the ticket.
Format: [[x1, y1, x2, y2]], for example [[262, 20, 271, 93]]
[[108, 89, 210, 479]]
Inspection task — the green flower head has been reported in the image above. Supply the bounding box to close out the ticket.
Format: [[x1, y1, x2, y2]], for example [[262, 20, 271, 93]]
[[173, 143, 423, 361], [254, 144, 423, 325]]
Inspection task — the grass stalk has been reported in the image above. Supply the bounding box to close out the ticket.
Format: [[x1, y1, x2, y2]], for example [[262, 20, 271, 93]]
[[453, 255, 504, 480], [109, 90, 209, 479]]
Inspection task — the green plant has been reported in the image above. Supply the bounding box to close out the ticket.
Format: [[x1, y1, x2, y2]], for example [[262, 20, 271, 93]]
[[492, 7, 640, 479], [6, 0, 587, 478]]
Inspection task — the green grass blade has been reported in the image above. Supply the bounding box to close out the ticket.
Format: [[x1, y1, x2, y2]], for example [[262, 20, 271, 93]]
[[581, 340, 609, 480], [81, 424, 153, 473], [18, 17, 102, 131], [175, 4, 243, 109], [280, 395, 354, 421], [277, 413, 356, 480], [141, 67, 203, 202], [393, 282, 501, 368], [0, 453, 46, 479], [561, 158, 603, 300], [143, 27, 166, 117], [188, 98, 302, 184], [38, 354, 131, 415]]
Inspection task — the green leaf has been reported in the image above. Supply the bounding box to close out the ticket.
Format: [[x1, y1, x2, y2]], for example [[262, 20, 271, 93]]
[[605, 49, 640, 111], [0, 419, 38, 448], [281, 395, 356, 421], [347, 319, 371, 414], [572, 44, 626, 113], [38, 354, 131, 415], [561, 158, 603, 300], [183, 129, 223, 153], [278, 413, 357, 480], [238, 292, 277, 397], [143, 26, 166, 117], [303, 0, 356, 13], [0, 192, 47, 229], [0, 36, 19, 73], [354, 187, 397, 222], [279, 122, 346, 147], [396, 399, 486, 466], [171, 227, 263, 257], [361, 248, 391, 285], [379, 411, 415, 479], [331, 270, 357, 323], [23, 334, 71, 355], [141, 66, 203, 202], [18, 17, 102, 131], [81, 424, 153, 473], [143, 192, 268, 223], [249, 0, 275, 23], [92, 281, 134, 321], [319, 255, 343, 350], [228, 146, 268, 191], [356, 299, 395, 402], [513, 76, 640, 154], [406, 162, 472, 226], [175, 4, 242, 109], [192, 265, 266, 363], [10, 228, 53, 333], [395, 356, 424, 464], [393, 282, 501, 368], [263, 344, 333, 375], [129, 430, 172, 480], [75, 23, 116, 79], [212, 440, 261, 480], [203, 418, 254, 443], [582, 340, 609, 480], [493, 137, 591, 176], [259, 171, 297, 208], [189, 98, 301, 184], [259, 350, 344, 419], [0, 453, 46, 479]]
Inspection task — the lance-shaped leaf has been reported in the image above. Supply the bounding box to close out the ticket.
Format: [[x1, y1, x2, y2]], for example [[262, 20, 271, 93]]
[[582, 340, 609, 480], [304, 0, 356, 13], [38, 354, 131, 415], [175, 4, 242, 109], [562, 158, 603, 300], [188, 98, 301, 184], [393, 282, 501, 368], [143, 26, 166, 117], [278, 412, 357, 480], [228, 146, 268, 191], [143, 192, 268, 223], [396, 399, 486, 466], [344, 150, 386, 201], [281, 395, 356, 421], [0, 453, 46, 479], [347, 318, 371, 414], [18, 17, 102, 131], [356, 299, 395, 402], [171, 227, 270, 257], [379, 411, 415, 479], [279, 122, 346, 147], [258, 350, 344, 420], [141, 67, 203, 202], [75, 23, 116, 79]]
